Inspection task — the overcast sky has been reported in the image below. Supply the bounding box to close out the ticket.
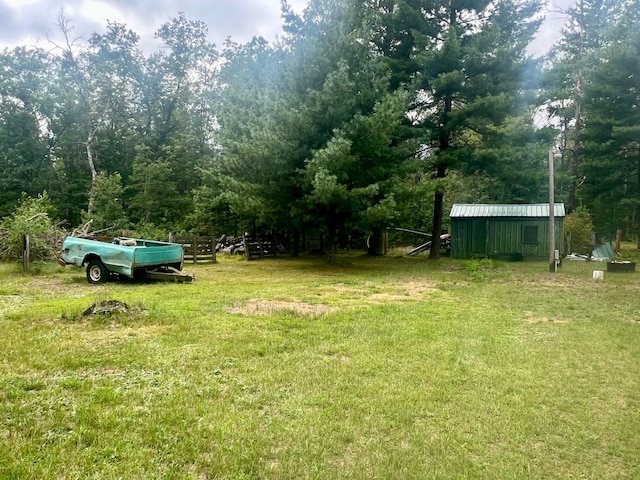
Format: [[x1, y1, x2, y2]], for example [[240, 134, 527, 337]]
[[0, 0, 309, 53], [1, 0, 573, 57]]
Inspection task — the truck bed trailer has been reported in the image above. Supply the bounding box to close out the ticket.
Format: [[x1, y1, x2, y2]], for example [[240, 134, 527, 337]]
[[59, 236, 194, 284]]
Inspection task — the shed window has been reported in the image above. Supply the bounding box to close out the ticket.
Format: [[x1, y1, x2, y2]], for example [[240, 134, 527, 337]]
[[523, 225, 538, 243]]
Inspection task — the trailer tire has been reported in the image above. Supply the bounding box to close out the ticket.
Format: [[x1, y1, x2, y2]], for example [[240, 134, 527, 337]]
[[86, 259, 109, 284]]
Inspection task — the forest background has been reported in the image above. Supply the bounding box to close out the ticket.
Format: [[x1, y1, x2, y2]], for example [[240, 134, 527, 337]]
[[1, 0, 639, 258]]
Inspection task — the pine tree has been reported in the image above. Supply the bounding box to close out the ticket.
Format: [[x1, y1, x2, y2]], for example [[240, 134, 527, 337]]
[[543, 0, 619, 212], [581, 1, 640, 236], [217, 0, 416, 257], [368, 0, 543, 257]]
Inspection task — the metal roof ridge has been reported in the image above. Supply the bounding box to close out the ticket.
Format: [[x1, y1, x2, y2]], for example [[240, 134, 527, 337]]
[[450, 203, 566, 218]]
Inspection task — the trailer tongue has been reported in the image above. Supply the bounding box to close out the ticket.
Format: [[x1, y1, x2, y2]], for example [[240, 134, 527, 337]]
[[137, 266, 195, 283]]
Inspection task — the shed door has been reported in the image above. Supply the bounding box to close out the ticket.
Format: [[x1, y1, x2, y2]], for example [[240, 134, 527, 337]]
[[471, 219, 487, 256]]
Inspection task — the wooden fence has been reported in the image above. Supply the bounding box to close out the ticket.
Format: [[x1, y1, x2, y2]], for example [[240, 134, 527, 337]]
[[168, 234, 279, 262], [243, 234, 278, 260], [169, 235, 217, 263]]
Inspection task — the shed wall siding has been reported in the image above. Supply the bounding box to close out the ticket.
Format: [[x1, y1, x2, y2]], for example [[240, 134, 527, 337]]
[[451, 220, 472, 258], [451, 217, 564, 259]]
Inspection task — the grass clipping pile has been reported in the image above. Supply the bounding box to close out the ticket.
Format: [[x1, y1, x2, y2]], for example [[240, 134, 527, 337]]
[[228, 299, 338, 317]]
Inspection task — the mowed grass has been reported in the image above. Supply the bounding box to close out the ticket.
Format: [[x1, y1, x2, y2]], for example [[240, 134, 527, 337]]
[[1, 252, 639, 479]]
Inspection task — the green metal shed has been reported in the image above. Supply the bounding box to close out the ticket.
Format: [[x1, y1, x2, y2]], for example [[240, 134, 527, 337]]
[[450, 204, 565, 259]]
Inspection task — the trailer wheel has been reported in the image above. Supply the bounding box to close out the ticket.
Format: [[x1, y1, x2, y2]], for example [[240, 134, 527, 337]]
[[86, 259, 109, 284]]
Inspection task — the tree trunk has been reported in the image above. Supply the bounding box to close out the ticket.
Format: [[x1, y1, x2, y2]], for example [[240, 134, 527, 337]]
[[429, 175, 445, 260], [568, 68, 583, 212], [85, 128, 98, 214], [368, 228, 388, 256], [568, 3, 585, 212], [302, 229, 306, 253], [430, 85, 452, 260], [292, 229, 300, 258], [326, 224, 336, 264]]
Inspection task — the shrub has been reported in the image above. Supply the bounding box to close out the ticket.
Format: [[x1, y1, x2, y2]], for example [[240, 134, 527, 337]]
[[0, 192, 59, 260], [564, 207, 594, 255]]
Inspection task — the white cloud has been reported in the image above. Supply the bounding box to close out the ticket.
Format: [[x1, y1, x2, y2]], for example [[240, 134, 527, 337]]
[[528, 0, 575, 56], [79, 1, 127, 24], [1, 0, 571, 57], [4, 0, 41, 7], [0, 0, 310, 53]]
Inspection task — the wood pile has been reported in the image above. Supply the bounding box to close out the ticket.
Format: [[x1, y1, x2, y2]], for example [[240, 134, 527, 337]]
[[215, 235, 245, 255]]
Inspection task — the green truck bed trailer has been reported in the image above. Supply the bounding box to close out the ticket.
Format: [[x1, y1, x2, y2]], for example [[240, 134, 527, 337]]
[[59, 237, 193, 284]]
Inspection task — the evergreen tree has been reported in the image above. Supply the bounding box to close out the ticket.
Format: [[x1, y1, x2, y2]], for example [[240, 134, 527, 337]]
[[543, 0, 618, 212], [217, 0, 416, 257], [215, 36, 290, 234], [438, 0, 540, 257], [367, 0, 543, 257], [581, 1, 640, 236]]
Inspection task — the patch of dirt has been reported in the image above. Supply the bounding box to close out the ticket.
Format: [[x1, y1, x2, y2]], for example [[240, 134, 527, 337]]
[[401, 281, 439, 295], [326, 280, 439, 302], [228, 299, 338, 317], [367, 281, 441, 303], [368, 293, 412, 302], [328, 284, 371, 295]]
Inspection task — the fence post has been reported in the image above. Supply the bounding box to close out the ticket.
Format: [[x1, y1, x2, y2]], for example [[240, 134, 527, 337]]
[[243, 233, 250, 261], [211, 236, 217, 263], [22, 234, 30, 273]]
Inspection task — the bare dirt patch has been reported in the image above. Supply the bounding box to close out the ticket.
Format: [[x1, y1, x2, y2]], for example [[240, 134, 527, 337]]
[[228, 299, 338, 317], [401, 281, 439, 295], [327, 283, 372, 296], [368, 281, 441, 303], [325, 280, 439, 303], [368, 293, 412, 302]]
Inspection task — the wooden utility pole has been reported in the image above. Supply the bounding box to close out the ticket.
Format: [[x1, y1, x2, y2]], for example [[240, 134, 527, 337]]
[[549, 150, 556, 273]]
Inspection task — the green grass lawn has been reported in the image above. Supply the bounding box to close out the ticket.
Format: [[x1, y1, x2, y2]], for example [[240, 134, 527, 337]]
[[1, 252, 639, 479]]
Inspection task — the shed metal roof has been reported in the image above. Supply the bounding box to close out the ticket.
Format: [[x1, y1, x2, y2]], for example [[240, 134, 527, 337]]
[[450, 203, 565, 218]]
